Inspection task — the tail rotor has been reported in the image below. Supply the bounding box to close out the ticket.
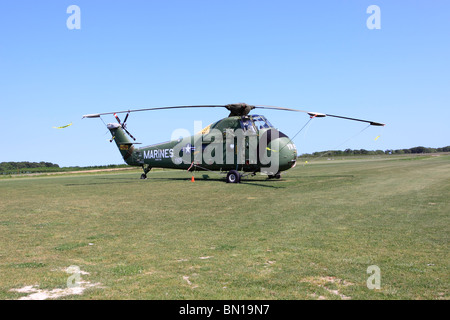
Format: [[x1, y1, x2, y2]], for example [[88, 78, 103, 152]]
[[114, 112, 136, 141]]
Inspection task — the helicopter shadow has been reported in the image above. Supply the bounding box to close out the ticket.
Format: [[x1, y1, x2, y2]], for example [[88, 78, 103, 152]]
[[64, 176, 140, 186], [148, 176, 286, 189], [239, 180, 286, 189], [64, 181, 135, 186], [294, 174, 355, 179]]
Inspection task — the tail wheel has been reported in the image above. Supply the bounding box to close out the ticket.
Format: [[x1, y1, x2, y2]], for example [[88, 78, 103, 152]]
[[226, 170, 241, 183]]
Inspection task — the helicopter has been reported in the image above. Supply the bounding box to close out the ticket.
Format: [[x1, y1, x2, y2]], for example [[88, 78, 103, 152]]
[[83, 103, 385, 183]]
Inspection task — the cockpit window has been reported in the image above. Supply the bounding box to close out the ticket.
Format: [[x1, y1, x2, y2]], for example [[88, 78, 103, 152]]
[[240, 115, 274, 132], [252, 115, 273, 129], [241, 118, 256, 132]]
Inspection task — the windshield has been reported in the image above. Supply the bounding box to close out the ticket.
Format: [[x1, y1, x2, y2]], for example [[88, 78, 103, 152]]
[[252, 115, 273, 129], [241, 118, 256, 133]]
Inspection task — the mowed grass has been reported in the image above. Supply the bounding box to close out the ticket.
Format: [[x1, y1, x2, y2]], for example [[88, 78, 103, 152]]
[[0, 155, 448, 300]]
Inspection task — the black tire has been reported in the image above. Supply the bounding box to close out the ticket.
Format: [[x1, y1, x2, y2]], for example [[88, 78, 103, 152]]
[[267, 173, 281, 179], [226, 170, 240, 183], [140, 174, 147, 179]]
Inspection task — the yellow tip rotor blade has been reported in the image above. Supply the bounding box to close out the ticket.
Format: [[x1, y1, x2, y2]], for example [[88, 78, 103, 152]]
[[53, 123, 73, 129]]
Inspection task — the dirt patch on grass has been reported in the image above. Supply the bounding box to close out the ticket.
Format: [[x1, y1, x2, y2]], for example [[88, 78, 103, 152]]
[[301, 276, 353, 300], [183, 276, 199, 289], [10, 266, 100, 300]]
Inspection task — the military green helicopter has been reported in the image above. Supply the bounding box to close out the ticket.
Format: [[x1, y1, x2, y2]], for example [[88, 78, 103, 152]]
[[83, 103, 385, 183]]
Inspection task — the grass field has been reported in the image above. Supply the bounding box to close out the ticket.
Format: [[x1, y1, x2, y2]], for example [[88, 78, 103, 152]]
[[0, 154, 448, 300]]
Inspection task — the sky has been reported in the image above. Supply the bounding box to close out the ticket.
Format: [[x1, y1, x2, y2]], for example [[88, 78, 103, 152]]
[[1, 0, 449, 167]]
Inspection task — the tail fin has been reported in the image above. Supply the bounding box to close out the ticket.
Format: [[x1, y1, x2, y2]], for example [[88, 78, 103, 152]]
[[107, 123, 135, 164]]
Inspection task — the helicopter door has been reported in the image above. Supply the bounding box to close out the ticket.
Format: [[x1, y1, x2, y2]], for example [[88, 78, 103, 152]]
[[240, 118, 258, 167], [135, 150, 144, 165], [224, 128, 238, 166]]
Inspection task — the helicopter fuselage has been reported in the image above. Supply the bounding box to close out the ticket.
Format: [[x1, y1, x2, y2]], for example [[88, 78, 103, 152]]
[[108, 114, 297, 177]]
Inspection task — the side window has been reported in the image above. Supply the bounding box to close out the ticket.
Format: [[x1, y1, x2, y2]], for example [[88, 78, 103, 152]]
[[253, 118, 269, 129], [242, 119, 256, 133], [263, 118, 273, 128]]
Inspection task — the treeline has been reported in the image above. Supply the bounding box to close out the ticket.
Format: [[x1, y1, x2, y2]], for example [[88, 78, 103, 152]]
[[396, 146, 450, 154], [300, 146, 450, 157], [0, 162, 128, 175], [0, 161, 59, 171]]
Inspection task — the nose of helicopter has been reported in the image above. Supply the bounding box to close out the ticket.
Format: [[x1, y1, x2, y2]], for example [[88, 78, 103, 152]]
[[276, 136, 297, 171], [260, 129, 297, 173]]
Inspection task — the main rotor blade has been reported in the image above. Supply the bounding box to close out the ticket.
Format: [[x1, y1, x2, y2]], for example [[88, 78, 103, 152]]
[[255, 105, 385, 126], [83, 105, 224, 118], [255, 105, 312, 114], [82, 103, 385, 126], [325, 114, 385, 126]]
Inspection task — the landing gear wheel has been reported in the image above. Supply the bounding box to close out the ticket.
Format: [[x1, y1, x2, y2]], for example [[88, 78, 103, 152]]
[[141, 165, 151, 180], [226, 170, 241, 183], [268, 172, 281, 179]]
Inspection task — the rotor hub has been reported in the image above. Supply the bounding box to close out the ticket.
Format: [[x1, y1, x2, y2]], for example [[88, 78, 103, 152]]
[[225, 103, 255, 117]]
